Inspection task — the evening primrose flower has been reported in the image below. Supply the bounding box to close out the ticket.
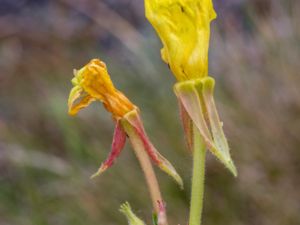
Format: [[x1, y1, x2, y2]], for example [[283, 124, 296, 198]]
[[68, 59, 183, 187], [145, 0, 216, 81], [68, 59, 134, 118], [145, 0, 237, 176]]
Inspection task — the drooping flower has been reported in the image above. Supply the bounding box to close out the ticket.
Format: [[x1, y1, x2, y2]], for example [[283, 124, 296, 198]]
[[68, 59, 134, 118], [145, 0, 237, 176], [68, 59, 183, 186]]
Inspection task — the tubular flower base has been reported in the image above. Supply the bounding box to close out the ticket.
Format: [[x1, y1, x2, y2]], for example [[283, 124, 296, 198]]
[[174, 77, 237, 176], [67, 59, 183, 187]]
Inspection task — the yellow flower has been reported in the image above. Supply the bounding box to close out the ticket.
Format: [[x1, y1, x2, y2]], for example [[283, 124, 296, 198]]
[[145, 0, 216, 81], [145, 1, 237, 176], [68, 59, 135, 119]]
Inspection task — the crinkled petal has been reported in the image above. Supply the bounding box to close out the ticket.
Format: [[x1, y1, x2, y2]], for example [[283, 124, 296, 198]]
[[122, 110, 183, 189], [68, 85, 95, 116], [91, 120, 126, 178], [145, 0, 216, 81], [174, 79, 237, 176]]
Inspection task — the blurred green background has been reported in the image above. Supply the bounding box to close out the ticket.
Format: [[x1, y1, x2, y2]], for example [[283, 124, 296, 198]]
[[0, 0, 300, 224]]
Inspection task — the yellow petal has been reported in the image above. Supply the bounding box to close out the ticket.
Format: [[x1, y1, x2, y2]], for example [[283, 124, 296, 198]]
[[68, 85, 95, 116], [67, 59, 135, 118], [145, 0, 216, 81]]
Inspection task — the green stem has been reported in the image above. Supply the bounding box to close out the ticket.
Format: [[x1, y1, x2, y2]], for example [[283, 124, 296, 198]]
[[189, 124, 206, 225]]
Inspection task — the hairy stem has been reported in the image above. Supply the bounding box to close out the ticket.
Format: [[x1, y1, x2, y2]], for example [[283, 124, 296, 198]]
[[189, 124, 206, 225], [127, 125, 164, 216]]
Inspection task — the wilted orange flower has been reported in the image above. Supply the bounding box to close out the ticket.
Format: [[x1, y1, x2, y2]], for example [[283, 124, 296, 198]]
[[67, 59, 183, 186], [68, 59, 134, 118]]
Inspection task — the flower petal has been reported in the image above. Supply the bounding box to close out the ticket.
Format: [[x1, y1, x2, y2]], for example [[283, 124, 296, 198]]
[[123, 110, 183, 189], [145, 0, 216, 81], [68, 85, 95, 116], [91, 120, 126, 178], [69, 59, 135, 119]]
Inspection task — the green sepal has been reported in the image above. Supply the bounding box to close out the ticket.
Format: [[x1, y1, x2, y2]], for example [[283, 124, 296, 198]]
[[174, 77, 237, 176], [120, 202, 146, 225]]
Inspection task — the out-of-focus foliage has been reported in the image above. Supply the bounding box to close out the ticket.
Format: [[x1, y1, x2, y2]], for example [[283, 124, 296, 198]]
[[0, 0, 299, 225]]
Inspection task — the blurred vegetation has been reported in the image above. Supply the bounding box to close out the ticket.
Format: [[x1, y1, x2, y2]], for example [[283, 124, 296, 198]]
[[0, 0, 300, 224]]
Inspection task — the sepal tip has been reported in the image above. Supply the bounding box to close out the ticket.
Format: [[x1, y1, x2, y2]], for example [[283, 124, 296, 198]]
[[90, 164, 108, 179], [120, 202, 146, 225]]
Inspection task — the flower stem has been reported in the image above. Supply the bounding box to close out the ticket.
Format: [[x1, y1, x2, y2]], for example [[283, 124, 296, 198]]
[[189, 124, 206, 225], [127, 126, 164, 215]]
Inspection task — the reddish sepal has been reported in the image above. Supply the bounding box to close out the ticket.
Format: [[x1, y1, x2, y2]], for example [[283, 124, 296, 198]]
[[91, 120, 126, 178], [123, 110, 183, 188], [178, 100, 193, 152]]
